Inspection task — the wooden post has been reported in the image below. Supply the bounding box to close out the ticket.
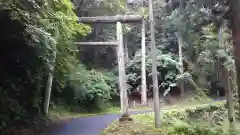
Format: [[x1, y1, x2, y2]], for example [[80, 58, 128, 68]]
[[149, 0, 160, 128], [141, 19, 147, 105], [175, 32, 184, 97], [116, 22, 128, 115]]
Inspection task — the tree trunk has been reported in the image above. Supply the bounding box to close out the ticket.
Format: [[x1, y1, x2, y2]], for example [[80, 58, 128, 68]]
[[218, 25, 225, 97], [43, 47, 57, 115], [175, 32, 184, 97], [215, 59, 220, 96], [149, 0, 160, 128], [36, 73, 43, 113], [230, 66, 238, 100], [226, 70, 235, 130], [124, 35, 129, 61], [141, 19, 147, 105], [218, 20, 236, 130], [229, 0, 240, 113]]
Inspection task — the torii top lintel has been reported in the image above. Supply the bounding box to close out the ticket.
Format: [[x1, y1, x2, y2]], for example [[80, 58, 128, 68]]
[[78, 15, 143, 24]]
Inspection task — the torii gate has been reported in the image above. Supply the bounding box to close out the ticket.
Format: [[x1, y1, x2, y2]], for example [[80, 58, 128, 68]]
[[75, 15, 147, 115]]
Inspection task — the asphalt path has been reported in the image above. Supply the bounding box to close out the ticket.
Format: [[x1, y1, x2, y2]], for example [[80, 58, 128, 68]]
[[41, 98, 225, 135]]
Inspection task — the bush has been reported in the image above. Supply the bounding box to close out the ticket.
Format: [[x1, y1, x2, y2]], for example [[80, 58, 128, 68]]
[[161, 103, 240, 135], [52, 66, 118, 112]]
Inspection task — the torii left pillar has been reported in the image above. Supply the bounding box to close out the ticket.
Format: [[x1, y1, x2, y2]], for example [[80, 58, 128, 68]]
[[116, 22, 129, 115]]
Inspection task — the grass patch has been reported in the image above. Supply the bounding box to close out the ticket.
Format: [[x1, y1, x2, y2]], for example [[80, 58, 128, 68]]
[[48, 97, 220, 122], [103, 101, 240, 135], [129, 96, 215, 111], [49, 106, 121, 121]]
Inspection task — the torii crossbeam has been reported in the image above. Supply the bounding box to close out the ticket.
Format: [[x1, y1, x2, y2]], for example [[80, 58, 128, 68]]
[[78, 15, 142, 24]]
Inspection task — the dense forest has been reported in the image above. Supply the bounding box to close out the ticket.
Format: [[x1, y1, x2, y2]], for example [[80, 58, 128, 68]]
[[0, 0, 240, 134]]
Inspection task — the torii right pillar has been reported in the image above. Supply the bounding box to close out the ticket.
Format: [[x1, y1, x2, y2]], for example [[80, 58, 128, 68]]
[[141, 19, 147, 105]]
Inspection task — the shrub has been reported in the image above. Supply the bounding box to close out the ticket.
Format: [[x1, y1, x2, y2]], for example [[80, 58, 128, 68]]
[[161, 103, 240, 135]]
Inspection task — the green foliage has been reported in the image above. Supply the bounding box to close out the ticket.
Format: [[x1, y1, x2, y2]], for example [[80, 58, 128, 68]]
[[123, 0, 230, 98], [126, 48, 205, 97], [53, 64, 117, 112], [0, 0, 118, 133], [0, 0, 237, 134], [158, 0, 234, 97], [161, 103, 240, 135], [166, 120, 228, 135], [126, 49, 180, 95]]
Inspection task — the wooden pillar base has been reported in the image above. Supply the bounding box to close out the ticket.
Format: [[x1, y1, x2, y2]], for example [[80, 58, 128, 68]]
[[119, 114, 133, 122]]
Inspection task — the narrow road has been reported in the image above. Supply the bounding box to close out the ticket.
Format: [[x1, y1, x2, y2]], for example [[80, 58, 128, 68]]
[[41, 99, 225, 135], [43, 113, 122, 135], [41, 110, 152, 135]]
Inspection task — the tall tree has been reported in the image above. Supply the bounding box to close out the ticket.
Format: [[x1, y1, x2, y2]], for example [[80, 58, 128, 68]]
[[226, 70, 235, 130], [43, 45, 57, 114], [218, 23, 235, 130], [149, 0, 160, 128], [175, 32, 184, 97], [229, 0, 240, 112]]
